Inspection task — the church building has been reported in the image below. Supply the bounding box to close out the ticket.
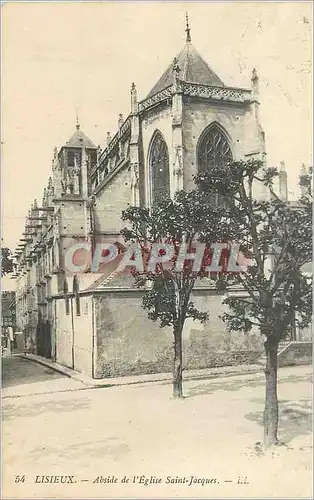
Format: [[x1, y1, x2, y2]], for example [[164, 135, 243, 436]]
[[15, 19, 308, 379]]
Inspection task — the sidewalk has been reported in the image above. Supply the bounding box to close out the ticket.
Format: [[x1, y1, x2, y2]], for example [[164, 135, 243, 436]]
[[16, 353, 263, 388]]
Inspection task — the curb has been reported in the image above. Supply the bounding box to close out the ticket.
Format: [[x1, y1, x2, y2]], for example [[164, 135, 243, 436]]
[[16, 354, 263, 388], [16, 354, 93, 385]]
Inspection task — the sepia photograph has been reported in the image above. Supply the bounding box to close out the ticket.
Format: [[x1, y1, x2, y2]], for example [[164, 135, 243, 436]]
[[1, 1, 313, 498]]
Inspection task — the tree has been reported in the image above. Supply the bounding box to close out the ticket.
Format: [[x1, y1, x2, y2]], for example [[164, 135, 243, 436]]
[[1, 246, 14, 276], [121, 190, 234, 398], [195, 160, 312, 447]]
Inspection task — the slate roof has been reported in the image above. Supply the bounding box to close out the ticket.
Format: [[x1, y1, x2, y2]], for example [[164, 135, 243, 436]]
[[86, 252, 137, 291], [64, 124, 97, 149], [147, 42, 225, 98]]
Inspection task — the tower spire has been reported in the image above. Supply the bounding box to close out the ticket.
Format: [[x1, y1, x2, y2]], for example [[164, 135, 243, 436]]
[[76, 107, 80, 130], [185, 12, 191, 43]]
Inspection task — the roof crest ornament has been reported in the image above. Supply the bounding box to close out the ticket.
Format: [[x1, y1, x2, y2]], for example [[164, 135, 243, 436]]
[[185, 12, 191, 43], [172, 57, 181, 74]]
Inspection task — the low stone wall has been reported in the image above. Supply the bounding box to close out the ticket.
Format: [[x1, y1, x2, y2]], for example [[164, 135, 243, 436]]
[[96, 349, 262, 378], [185, 348, 261, 371], [94, 290, 264, 379]]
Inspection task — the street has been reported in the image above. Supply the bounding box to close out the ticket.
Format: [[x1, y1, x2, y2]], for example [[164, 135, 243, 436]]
[[2, 356, 85, 397], [2, 356, 312, 498]]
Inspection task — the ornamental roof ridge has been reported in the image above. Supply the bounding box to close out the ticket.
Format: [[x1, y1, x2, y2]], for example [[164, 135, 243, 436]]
[[97, 114, 131, 165]]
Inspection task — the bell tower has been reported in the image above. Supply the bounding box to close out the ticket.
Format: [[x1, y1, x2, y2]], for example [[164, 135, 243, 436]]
[[56, 119, 97, 198], [52, 121, 98, 281]]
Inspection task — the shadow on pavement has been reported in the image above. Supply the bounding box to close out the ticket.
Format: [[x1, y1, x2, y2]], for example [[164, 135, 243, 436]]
[[184, 372, 312, 399], [245, 399, 312, 444], [2, 356, 65, 389]]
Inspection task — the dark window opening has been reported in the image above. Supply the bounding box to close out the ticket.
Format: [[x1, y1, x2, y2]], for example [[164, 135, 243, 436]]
[[67, 151, 75, 167], [149, 131, 170, 205], [90, 151, 97, 169], [64, 278, 70, 315], [198, 124, 233, 206], [75, 294, 81, 316], [73, 276, 80, 316]]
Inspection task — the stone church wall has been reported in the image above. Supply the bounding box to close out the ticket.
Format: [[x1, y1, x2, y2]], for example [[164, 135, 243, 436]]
[[55, 295, 94, 375], [93, 164, 132, 234], [140, 103, 174, 203], [182, 98, 253, 190], [72, 295, 94, 375], [55, 296, 74, 369], [93, 290, 264, 378], [58, 200, 88, 235]]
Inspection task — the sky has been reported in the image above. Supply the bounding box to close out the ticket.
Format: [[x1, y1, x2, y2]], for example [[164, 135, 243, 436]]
[[1, 1, 313, 289]]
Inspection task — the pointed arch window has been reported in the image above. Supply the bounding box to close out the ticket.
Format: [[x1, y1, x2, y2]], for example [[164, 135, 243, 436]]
[[198, 124, 233, 206], [149, 131, 170, 205], [198, 124, 232, 173]]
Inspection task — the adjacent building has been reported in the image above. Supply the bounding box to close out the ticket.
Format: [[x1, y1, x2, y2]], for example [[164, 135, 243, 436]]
[[1, 291, 16, 351]]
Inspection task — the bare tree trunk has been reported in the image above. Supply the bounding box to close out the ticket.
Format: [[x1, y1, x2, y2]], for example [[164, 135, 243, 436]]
[[173, 325, 183, 399], [263, 337, 279, 447]]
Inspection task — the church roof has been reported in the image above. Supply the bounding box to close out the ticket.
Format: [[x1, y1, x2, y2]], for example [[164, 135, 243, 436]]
[[85, 251, 136, 291], [147, 42, 225, 98], [64, 124, 97, 149]]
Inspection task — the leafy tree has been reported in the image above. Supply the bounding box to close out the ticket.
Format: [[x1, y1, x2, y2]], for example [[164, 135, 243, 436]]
[[195, 160, 312, 447], [1, 246, 15, 276], [121, 191, 234, 398]]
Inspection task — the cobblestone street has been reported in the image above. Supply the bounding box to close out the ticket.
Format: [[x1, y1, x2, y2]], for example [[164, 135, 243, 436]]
[[2, 356, 312, 498]]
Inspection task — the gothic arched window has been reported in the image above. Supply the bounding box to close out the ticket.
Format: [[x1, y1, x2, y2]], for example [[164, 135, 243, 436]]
[[149, 131, 170, 205], [198, 124, 232, 173]]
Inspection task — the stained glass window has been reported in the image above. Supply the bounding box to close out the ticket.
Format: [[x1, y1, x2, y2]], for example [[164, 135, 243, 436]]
[[198, 124, 232, 173], [198, 124, 233, 206], [149, 132, 170, 205]]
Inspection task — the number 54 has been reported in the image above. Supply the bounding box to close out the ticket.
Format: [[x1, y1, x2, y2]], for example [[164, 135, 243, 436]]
[[15, 475, 25, 483]]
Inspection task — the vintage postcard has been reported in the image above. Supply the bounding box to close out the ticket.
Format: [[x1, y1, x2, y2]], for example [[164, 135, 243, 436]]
[[1, 1, 312, 499]]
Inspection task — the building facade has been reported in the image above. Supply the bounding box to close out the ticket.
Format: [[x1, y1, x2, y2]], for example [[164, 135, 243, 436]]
[[13, 23, 310, 377]]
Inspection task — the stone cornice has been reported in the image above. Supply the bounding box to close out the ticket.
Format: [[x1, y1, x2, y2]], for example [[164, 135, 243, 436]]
[[137, 81, 252, 113], [138, 86, 173, 113], [181, 81, 251, 103], [96, 116, 131, 168]]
